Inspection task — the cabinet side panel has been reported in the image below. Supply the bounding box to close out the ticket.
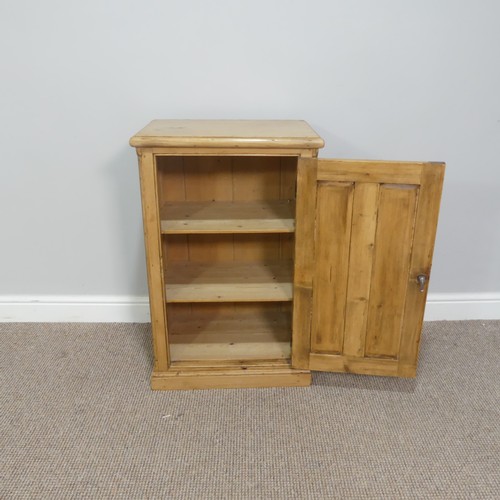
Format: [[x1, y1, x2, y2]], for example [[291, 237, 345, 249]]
[[291, 158, 317, 369], [364, 185, 418, 358], [138, 151, 169, 371], [279, 157, 298, 260], [311, 181, 354, 355]]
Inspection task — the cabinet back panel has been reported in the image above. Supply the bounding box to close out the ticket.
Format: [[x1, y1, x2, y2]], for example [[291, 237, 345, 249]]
[[158, 155, 297, 269], [163, 234, 294, 264], [157, 156, 297, 202], [167, 302, 292, 362]]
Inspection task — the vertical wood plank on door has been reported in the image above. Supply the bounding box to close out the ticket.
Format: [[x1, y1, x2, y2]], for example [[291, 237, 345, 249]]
[[311, 181, 354, 354], [364, 185, 418, 358], [399, 163, 445, 375], [291, 158, 317, 368], [138, 151, 169, 371], [343, 183, 380, 357]]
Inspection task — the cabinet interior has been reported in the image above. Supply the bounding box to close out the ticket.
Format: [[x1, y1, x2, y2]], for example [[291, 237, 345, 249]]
[[157, 155, 298, 363]]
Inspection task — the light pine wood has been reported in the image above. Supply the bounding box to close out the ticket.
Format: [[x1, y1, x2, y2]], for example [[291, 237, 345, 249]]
[[309, 353, 400, 377], [160, 200, 295, 234], [169, 309, 291, 361], [232, 156, 287, 263], [133, 130, 307, 389], [151, 366, 311, 390], [279, 157, 298, 260], [149, 147, 315, 157], [291, 158, 317, 369], [232, 156, 281, 200], [317, 159, 422, 184], [132, 120, 444, 389], [311, 181, 354, 354], [165, 261, 293, 302], [130, 120, 324, 149], [364, 185, 418, 358], [157, 157, 189, 263], [399, 163, 445, 374], [170, 358, 292, 369], [307, 159, 444, 378], [137, 151, 169, 371], [342, 183, 379, 357]]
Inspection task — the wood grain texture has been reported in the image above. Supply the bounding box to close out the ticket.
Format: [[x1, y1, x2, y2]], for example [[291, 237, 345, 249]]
[[399, 163, 445, 369], [364, 185, 418, 358], [310, 181, 354, 354], [291, 158, 317, 369], [343, 183, 380, 357], [165, 261, 293, 302], [183, 156, 233, 201], [307, 159, 444, 378], [160, 200, 295, 234], [138, 151, 169, 371], [151, 367, 311, 390], [232, 156, 281, 200], [309, 353, 401, 377], [169, 308, 291, 361], [130, 120, 324, 149], [280, 157, 298, 260], [150, 147, 316, 157], [318, 159, 422, 184]]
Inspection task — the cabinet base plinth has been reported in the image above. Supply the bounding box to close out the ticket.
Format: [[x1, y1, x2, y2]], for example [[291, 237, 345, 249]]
[[151, 366, 311, 390]]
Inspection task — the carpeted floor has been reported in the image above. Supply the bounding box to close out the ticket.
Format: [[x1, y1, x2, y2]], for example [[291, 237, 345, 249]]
[[1, 321, 499, 499]]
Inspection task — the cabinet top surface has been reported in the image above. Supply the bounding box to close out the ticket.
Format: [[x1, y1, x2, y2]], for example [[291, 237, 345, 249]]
[[129, 119, 324, 149]]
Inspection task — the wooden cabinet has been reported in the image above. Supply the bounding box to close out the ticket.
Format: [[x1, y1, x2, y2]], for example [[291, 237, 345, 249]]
[[130, 120, 444, 390]]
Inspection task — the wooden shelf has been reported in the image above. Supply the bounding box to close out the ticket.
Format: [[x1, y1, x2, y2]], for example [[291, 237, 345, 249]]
[[169, 310, 291, 362], [160, 200, 295, 234], [165, 261, 293, 302]]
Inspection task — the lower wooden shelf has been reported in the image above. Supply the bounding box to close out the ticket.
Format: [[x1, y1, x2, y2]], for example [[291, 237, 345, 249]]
[[165, 261, 293, 302], [169, 309, 291, 362]]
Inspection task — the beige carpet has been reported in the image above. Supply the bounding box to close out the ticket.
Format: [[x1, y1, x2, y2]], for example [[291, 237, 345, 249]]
[[1, 321, 499, 499]]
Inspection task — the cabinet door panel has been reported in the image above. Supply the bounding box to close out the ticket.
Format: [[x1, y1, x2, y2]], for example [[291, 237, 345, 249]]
[[293, 159, 444, 377]]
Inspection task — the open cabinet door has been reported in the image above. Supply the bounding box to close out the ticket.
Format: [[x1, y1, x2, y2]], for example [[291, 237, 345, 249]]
[[292, 158, 444, 377]]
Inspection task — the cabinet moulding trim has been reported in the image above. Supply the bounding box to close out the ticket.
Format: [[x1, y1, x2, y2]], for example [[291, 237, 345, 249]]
[[0, 293, 498, 323]]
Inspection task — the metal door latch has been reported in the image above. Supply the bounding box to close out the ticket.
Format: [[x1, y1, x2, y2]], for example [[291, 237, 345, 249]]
[[416, 274, 427, 292]]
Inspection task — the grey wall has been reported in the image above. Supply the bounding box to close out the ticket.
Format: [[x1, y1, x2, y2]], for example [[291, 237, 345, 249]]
[[1, 0, 499, 298]]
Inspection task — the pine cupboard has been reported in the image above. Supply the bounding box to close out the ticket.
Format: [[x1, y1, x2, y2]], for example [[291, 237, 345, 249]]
[[130, 120, 444, 390]]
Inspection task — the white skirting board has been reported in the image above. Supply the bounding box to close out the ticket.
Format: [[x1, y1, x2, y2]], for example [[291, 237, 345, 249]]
[[0, 293, 498, 323]]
